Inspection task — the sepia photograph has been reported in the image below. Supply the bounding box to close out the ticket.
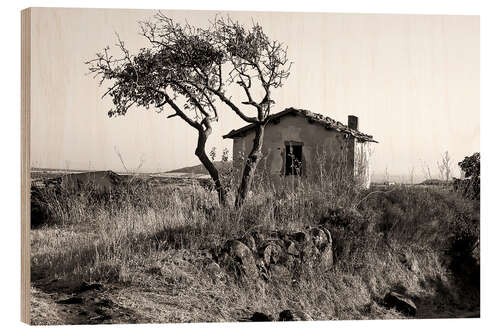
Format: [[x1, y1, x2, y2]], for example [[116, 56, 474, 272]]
[[21, 7, 479, 325]]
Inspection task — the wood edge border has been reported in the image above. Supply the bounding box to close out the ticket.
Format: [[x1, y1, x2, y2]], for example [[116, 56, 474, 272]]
[[21, 7, 31, 325]]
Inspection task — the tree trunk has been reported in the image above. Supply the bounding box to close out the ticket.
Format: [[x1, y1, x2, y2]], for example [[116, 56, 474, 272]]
[[195, 130, 227, 205], [235, 124, 265, 207]]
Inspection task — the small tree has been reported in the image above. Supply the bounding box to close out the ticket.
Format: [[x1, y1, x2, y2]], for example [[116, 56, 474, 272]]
[[456, 152, 480, 200], [459, 152, 480, 179], [87, 13, 292, 207], [210, 17, 292, 207], [420, 159, 432, 181], [87, 13, 231, 203], [408, 165, 415, 185], [437, 151, 453, 182]]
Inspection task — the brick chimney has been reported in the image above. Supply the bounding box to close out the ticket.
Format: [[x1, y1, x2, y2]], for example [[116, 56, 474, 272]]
[[348, 115, 358, 131]]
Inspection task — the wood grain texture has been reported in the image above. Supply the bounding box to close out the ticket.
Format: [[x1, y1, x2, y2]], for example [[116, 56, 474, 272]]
[[28, 9, 479, 176], [21, 7, 31, 325]]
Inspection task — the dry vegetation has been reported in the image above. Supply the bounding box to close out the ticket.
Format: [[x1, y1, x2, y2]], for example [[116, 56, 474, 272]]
[[30, 164, 480, 324]]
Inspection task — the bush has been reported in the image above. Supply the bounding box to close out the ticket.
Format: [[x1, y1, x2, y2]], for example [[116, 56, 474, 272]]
[[318, 206, 386, 274], [454, 153, 480, 200], [356, 185, 479, 281]]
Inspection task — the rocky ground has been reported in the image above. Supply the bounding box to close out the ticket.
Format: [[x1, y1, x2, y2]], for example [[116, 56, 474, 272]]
[[31, 225, 479, 325], [29, 171, 480, 324]]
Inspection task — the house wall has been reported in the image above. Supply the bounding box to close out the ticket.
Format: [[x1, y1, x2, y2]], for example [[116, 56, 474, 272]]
[[232, 115, 372, 188], [354, 140, 373, 188]]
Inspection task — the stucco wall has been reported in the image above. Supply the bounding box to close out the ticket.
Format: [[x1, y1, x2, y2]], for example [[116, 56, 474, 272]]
[[354, 140, 373, 188], [231, 114, 372, 188]]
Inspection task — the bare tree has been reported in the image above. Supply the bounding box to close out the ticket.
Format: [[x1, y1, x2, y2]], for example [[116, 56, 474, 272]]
[[408, 165, 415, 185], [210, 17, 292, 207], [86, 13, 229, 203], [437, 151, 453, 182], [420, 159, 432, 181]]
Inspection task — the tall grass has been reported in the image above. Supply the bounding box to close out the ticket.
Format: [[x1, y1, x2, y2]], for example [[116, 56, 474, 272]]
[[30, 162, 480, 321]]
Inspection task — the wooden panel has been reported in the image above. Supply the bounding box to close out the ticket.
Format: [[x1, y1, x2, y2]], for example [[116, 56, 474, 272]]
[[21, 7, 31, 325]]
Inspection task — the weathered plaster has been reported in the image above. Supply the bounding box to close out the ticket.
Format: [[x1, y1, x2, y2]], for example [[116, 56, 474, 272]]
[[231, 114, 372, 188], [354, 140, 373, 188]]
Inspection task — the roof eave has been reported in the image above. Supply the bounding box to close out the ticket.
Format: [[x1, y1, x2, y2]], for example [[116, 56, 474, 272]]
[[222, 107, 377, 142]]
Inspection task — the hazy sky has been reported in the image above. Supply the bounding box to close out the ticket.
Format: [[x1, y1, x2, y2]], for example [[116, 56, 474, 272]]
[[30, 8, 479, 179]]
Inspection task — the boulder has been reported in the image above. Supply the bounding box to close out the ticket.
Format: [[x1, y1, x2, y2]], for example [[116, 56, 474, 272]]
[[290, 231, 309, 243], [383, 292, 417, 317], [300, 242, 319, 262], [262, 243, 285, 266], [219, 240, 259, 280], [318, 245, 334, 270], [240, 233, 257, 252], [251, 231, 266, 248], [249, 312, 273, 321], [318, 226, 332, 244], [279, 309, 313, 321], [285, 241, 300, 257], [309, 227, 330, 251]]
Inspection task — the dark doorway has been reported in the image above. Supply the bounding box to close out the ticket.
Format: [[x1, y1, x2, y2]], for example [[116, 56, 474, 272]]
[[285, 142, 303, 176]]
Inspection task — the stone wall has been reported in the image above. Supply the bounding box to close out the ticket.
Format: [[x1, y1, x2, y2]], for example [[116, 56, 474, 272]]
[[215, 226, 334, 283]]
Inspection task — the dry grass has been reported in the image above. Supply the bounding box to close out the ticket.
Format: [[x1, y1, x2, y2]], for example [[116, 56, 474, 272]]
[[30, 287, 65, 325], [29, 168, 480, 324]]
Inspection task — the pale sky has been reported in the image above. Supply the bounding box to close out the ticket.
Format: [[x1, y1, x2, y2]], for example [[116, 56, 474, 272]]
[[30, 8, 479, 179]]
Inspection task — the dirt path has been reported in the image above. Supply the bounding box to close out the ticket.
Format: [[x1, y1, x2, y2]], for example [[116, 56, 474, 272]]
[[31, 280, 145, 325]]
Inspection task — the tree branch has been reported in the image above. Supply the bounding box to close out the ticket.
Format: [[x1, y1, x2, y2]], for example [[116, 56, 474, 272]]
[[208, 87, 259, 123]]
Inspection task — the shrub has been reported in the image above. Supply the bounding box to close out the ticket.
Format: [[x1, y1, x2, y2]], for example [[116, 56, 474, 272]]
[[454, 152, 480, 200], [356, 186, 479, 279], [319, 207, 365, 230]]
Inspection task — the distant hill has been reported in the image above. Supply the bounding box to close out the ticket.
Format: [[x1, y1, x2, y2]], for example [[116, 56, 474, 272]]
[[418, 179, 452, 186], [167, 161, 232, 175]]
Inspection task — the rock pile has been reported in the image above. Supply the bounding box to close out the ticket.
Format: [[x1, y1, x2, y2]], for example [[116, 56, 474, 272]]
[[216, 226, 334, 282]]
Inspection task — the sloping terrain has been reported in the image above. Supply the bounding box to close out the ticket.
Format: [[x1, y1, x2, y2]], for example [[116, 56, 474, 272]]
[[29, 172, 479, 324], [166, 161, 231, 175]]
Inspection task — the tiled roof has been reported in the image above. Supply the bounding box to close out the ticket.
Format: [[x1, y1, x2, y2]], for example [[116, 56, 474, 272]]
[[223, 107, 378, 143]]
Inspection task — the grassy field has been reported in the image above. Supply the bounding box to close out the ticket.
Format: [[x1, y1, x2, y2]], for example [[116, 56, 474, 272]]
[[29, 170, 480, 324]]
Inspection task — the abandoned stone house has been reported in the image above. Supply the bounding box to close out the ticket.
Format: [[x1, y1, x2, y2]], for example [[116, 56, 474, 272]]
[[223, 108, 377, 188]]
